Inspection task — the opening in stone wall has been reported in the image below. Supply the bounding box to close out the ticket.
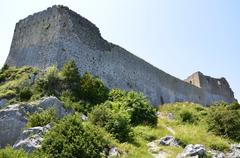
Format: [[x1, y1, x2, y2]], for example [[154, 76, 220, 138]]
[[160, 96, 164, 105]]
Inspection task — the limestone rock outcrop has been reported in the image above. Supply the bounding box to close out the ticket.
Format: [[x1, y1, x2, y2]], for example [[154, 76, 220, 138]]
[[159, 136, 179, 147], [0, 99, 8, 108], [0, 96, 67, 147], [177, 144, 206, 158], [13, 124, 52, 152], [226, 144, 240, 158]]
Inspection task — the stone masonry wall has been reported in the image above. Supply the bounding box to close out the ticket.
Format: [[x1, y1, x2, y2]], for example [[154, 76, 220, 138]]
[[5, 5, 236, 106], [185, 72, 234, 99]]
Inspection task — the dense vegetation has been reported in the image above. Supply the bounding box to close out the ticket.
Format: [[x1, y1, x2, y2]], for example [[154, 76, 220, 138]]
[[206, 101, 240, 141], [0, 62, 239, 157]]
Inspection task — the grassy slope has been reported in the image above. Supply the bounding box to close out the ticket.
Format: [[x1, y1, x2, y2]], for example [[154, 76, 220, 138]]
[[118, 102, 234, 157]]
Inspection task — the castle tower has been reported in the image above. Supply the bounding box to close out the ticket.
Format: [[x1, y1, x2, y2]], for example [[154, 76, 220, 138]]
[[185, 72, 234, 99], [5, 5, 236, 106]]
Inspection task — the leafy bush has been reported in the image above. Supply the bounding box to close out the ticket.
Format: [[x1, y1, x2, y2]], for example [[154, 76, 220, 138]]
[[60, 90, 92, 114], [179, 109, 196, 123], [80, 72, 109, 104], [0, 89, 16, 99], [27, 108, 57, 127], [89, 102, 132, 142], [59, 60, 81, 98], [35, 66, 60, 96], [1, 64, 9, 71], [0, 73, 6, 83], [118, 91, 157, 126], [19, 87, 33, 101], [207, 104, 240, 141], [0, 146, 28, 158], [41, 115, 113, 158], [227, 101, 240, 110], [108, 89, 126, 101]]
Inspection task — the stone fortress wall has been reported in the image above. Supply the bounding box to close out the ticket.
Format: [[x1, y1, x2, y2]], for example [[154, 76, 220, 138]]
[[5, 5, 236, 106]]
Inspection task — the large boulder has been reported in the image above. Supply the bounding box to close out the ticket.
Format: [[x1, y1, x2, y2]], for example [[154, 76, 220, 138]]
[[177, 144, 206, 158], [0, 96, 67, 148], [13, 124, 52, 152]]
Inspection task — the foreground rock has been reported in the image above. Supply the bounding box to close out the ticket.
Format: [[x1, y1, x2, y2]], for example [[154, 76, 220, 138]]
[[209, 150, 225, 158], [13, 124, 52, 152], [147, 136, 180, 158], [226, 144, 240, 158], [0, 99, 8, 108], [160, 136, 179, 147], [177, 144, 206, 158], [104, 146, 121, 158], [0, 96, 67, 147]]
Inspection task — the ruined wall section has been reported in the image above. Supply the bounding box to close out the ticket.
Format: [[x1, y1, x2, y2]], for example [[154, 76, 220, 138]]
[[184, 72, 201, 88], [185, 72, 234, 99], [5, 5, 236, 106], [7, 6, 66, 68], [198, 73, 234, 98]]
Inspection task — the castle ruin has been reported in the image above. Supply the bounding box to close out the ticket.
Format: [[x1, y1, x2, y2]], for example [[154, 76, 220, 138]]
[[5, 5, 236, 106]]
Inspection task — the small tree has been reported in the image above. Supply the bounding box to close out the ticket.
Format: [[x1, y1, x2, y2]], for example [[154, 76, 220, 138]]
[[59, 60, 81, 99]]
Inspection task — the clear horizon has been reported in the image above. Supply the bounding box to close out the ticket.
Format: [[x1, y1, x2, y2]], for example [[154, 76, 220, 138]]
[[1, 0, 239, 101]]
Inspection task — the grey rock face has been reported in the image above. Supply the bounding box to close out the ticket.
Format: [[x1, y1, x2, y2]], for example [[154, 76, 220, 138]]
[[159, 136, 179, 147], [5, 5, 236, 106], [226, 144, 240, 158], [0, 99, 8, 108], [177, 144, 206, 158], [104, 146, 120, 158], [108, 146, 120, 158], [0, 96, 66, 147], [13, 124, 52, 152], [80, 114, 88, 121], [209, 150, 225, 158]]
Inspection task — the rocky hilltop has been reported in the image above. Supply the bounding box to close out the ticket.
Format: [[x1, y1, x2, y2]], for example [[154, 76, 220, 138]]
[[5, 5, 236, 105], [0, 59, 239, 157]]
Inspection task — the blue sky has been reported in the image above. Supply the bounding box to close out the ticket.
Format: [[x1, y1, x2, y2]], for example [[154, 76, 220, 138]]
[[0, 0, 239, 100]]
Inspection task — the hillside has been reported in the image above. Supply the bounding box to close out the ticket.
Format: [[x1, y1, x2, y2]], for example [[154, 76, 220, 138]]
[[0, 62, 240, 158]]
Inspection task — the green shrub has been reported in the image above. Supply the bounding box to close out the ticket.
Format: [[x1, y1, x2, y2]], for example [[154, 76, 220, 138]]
[[0, 146, 28, 158], [59, 60, 81, 98], [0, 73, 6, 83], [60, 90, 92, 113], [80, 72, 109, 104], [108, 89, 126, 101], [179, 109, 196, 123], [19, 87, 33, 101], [41, 115, 113, 158], [35, 66, 60, 96], [109, 89, 157, 126], [0, 89, 16, 99], [123, 91, 157, 126], [1, 64, 9, 71], [207, 104, 240, 141], [227, 101, 240, 110], [27, 108, 57, 127], [89, 102, 132, 142]]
